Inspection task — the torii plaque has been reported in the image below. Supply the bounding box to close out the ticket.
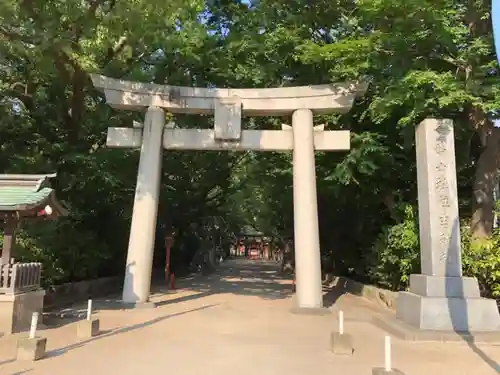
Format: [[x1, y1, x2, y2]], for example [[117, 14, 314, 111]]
[[91, 74, 367, 312]]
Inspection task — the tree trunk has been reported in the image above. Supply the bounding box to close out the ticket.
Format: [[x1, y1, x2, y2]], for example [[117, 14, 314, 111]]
[[471, 123, 500, 238]]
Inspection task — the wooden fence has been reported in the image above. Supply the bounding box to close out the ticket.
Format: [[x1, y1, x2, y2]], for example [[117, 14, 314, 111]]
[[0, 262, 42, 294]]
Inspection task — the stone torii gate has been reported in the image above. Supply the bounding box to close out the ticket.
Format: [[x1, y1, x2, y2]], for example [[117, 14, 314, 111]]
[[91, 75, 366, 312]]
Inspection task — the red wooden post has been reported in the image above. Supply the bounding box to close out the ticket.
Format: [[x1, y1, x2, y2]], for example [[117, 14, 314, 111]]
[[164, 235, 173, 282], [263, 243, 269, 260], [169, 272, 175, 289]]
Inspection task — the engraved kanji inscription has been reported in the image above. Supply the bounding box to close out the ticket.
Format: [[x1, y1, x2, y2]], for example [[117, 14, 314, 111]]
[[439, 214, 449, 227], [435, 161, 447, 172], [435, 142, 446, 155], [214, 96, 242, 141], [435, 121, 451, 142], [434, 152, 451, 265], [439, 194, 450, 208], [435, 176, 449, 191], [438, 232, 449, 260]]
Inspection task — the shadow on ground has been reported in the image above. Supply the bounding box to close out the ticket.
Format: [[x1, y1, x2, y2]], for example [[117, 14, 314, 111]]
[[1, 306, 217, 365], [152, 258, 362, 310], [43, 259, 363, 329], [42, 260, 292, 328], [445, 221, 500, 374], [162, 259, 294, 302], [43, 304, 217, 359]]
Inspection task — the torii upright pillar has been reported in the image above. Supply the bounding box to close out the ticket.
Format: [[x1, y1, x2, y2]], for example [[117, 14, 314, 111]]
[[291, 109, 323, 310], [91, 74, 367, 312], [122, 106, 164, 306]]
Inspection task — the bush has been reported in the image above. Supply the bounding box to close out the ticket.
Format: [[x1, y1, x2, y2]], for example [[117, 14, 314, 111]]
[[367, 205, 420, 291], [11, 218, 116, 286], [461, 230, 500, 298], [368, 204, 500, 297]]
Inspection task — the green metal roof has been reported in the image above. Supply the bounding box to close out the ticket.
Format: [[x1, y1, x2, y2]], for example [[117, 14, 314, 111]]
[[0, 174, 68, 215], [0, 186, 53, 209], [240, 225, 263, 236]]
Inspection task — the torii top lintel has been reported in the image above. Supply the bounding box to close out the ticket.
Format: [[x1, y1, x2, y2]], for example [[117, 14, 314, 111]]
[[90, 74, 368, 116]]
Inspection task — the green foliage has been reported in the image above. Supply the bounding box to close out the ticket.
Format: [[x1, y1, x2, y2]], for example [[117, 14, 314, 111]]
[[368, 205, 420, 291], [14, 218, 117, 286], [0, 0, 498, 299], [462, 230, 500, 298], [369, 206, 500, 297]]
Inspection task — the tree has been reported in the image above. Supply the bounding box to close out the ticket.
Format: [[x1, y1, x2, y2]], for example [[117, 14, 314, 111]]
[[1, 0, 499, 291], [292, 0, 500, 238]]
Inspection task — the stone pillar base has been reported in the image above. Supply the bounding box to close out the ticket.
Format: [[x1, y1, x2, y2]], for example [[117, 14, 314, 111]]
[[77, 318, 100, 339], [121, 301, 157, 309], [330, 332, 353, 355], [290, 296, 331, 315], [372, 368, 405, 375], [17, 337, 47, 361], [396, 274, 500, 332], [82, 299, 156, 310], [289, 306, 331, 315]]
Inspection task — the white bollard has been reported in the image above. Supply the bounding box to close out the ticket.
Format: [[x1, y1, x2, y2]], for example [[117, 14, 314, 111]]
[[372, 334, 404, 374], [29, 312, 39, 339], [87, 299, 92, 321], [384, 335, 392, 371], [330, 309, 353, 355], [17, 311, 47, 361], [77, 298, 100, 339]]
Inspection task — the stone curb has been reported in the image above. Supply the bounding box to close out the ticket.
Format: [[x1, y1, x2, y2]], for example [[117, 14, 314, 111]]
[[324, 275, 398, 310], [323, 275, 500, 313], [44, 310, 87, 319], [42, 262, 221, 317]]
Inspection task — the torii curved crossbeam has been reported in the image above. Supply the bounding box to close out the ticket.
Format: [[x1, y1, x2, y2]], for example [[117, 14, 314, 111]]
[[90, 74, 367, 115]]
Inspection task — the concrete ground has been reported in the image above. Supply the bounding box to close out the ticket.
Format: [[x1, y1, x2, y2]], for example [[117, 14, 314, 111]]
[[0, 259, 499, 375]]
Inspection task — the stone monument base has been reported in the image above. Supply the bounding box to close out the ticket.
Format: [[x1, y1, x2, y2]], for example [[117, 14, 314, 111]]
[[407, 274, 481, 298], [373, 274, 500, 343], [373, 314, 500, 344], [396, 291, 500, 332]]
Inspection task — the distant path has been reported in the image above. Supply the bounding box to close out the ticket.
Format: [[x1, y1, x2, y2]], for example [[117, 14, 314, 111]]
[[0, 259, 499, 375]]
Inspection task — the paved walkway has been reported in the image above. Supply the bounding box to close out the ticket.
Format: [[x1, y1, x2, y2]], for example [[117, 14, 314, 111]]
[[0, 259, 499, 375]]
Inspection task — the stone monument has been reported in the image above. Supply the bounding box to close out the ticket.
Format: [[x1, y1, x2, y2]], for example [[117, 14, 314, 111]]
[[91, 74, 367, 312], [378, 118, 500, 338]]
